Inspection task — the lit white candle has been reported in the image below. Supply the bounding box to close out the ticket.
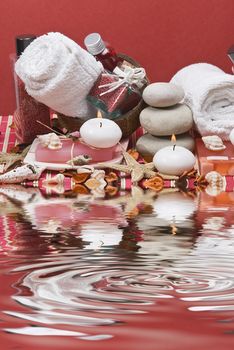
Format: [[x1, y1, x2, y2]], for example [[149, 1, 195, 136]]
[[80, 116, 122, 148], [153, 135, 196, 175], [230, 128, 234, 146]]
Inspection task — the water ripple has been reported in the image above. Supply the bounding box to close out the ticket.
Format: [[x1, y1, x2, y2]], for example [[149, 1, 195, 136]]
[[1, 190, 234, 343], [3, 232, 234, 336]]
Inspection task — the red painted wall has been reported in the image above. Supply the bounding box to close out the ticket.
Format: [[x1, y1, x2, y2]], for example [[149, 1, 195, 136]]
[[0, 0, 233, 114]]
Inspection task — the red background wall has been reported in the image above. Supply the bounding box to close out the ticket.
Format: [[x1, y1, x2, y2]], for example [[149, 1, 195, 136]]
[[0, 0, 233, 115]]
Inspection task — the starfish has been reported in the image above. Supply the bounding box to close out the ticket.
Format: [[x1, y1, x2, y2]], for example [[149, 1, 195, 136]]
[[97, 149, 157, 183]]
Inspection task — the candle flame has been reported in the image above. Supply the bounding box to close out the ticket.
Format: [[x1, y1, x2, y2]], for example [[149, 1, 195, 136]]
[[171, 134, 176, 143], [171, 134, 176, 150], [97, 110, 103, 119]]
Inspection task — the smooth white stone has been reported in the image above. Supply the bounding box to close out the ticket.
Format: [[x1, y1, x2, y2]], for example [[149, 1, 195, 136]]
[[140, 104, 193, 136], [143, 82, 184, 107]]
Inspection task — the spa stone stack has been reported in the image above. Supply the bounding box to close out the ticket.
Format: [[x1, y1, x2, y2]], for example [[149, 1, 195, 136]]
[[136, 83, 194, 160]]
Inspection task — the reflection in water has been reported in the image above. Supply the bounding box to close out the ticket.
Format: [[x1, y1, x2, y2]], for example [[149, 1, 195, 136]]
[[0, 185, 234, 348]]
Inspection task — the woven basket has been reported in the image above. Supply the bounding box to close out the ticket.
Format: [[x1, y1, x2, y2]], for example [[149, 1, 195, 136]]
[[55, 54, 149, 138]]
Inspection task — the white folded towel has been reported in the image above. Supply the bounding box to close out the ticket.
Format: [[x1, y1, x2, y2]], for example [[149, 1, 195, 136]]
[[15, 32, 103, 118], [171, 63, 234, 140]]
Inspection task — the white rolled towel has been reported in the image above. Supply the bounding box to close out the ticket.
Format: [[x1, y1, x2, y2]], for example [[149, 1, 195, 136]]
[[15, 32, 103, 118], [171, 63, 234, 140]]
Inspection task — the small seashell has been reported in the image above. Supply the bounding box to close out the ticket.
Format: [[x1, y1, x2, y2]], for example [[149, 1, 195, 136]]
[[38, 133, 62, 150], [77, 166, 94, 174], [48, 140, 62, 150], [205, 171, 225, 196], [47, 134, 62, 150], [67, 154, 92, 166], [0, 164, 44, 184], [38, 133, 54, 147], [202, 135, 226, 151]]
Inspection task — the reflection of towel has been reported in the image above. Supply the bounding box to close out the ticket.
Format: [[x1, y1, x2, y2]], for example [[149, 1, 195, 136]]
[[15, 32, 103, 118], [171, 63, 234, 140]]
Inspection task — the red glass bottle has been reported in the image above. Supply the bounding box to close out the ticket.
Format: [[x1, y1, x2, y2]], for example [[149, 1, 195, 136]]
[[87, 71, 141, 118], [84, 33, 122, 72], [13, 35, 51, 144]]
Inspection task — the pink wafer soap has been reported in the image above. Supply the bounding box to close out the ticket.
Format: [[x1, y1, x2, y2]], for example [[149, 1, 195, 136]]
[[35, 138, 117, 163]]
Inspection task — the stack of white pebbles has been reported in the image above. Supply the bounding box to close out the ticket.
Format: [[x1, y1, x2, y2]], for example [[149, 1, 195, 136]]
[[136, 82, 195, 159]]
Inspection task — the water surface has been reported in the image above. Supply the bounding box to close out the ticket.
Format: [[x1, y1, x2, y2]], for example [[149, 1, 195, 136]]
[[0, 186, 234, 349]]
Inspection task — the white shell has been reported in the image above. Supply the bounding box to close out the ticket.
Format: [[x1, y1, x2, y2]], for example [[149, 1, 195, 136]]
[[67, 155, 92, 166], [38, 133, 53, 147], [38, 133, 62, 150], [0, 164, 44, 184], [202, 135, 226, 151], [205, 171, 225, 196], [77, 166, 94, 174]]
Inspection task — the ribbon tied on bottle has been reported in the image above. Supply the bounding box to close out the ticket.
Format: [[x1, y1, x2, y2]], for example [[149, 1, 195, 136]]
[[98, 66, 146, 96]]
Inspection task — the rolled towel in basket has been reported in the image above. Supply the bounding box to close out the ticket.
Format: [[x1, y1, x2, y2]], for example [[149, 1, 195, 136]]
[[15, 32, 103, 118], [171, 63, 234, 140]]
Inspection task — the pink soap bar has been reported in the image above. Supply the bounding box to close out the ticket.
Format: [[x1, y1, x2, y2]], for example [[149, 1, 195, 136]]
[[35, 138, 116, 164], [196, 138, 234, 175]]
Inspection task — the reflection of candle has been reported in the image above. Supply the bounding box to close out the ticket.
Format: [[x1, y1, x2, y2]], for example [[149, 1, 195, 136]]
[[80, 117, 122, 148], [153, 134, 196, 175], [153, 192, 196, 222], [81, 223, 123, 249]]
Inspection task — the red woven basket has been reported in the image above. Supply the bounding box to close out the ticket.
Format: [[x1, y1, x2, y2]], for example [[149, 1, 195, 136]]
[[55, 54, 149, 138]]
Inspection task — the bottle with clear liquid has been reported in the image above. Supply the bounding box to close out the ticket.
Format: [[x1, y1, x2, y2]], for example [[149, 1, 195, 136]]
[[84, 33, 122, 72], [12, 34, 51, 144]]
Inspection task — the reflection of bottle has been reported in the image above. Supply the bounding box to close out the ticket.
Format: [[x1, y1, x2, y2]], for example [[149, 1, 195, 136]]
[[84, 33, 122, 72], [13, 35, 51, 144]]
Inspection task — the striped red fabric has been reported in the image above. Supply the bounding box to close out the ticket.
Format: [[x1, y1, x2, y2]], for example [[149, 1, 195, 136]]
[[0, 116, 233, 193], [0, 115, 17, 153]]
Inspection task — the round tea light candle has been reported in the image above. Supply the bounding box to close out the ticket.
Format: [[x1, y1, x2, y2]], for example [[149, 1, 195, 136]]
[[230, 128, 234, 146], [80, 118, 122, 148], [153, 144, 196, 176]]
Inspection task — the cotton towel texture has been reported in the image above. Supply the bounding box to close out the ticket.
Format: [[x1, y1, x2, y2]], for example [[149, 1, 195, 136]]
[[171, 63, 234, 140], [15, 32, 103, 118]]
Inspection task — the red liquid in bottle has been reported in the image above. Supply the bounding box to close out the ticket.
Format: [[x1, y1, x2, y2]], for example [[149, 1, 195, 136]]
[[95, 45, 121, 72]]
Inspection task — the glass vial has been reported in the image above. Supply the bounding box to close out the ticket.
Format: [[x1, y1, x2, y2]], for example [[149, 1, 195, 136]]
[[84, 33, 122, 72]]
